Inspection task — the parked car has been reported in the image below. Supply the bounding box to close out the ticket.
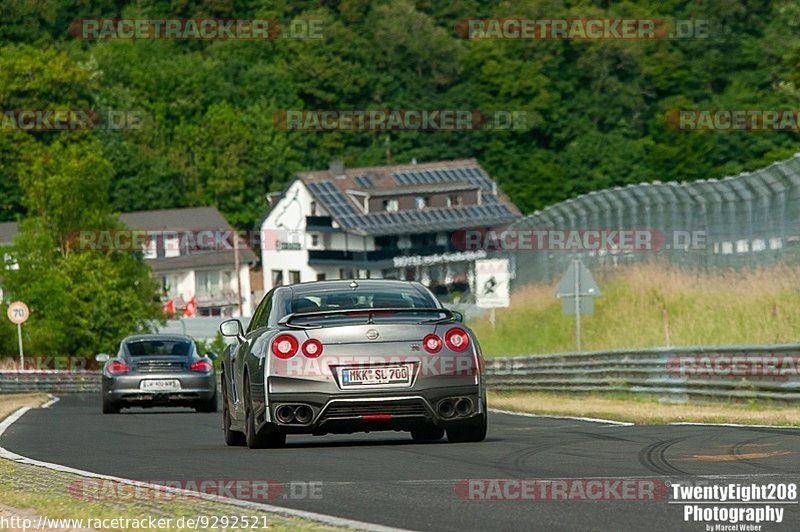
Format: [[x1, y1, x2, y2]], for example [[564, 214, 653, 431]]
[[219, 279, 487, 448], [97, 334, 217, 414]]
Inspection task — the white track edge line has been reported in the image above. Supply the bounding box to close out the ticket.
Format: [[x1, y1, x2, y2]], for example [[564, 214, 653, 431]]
[[489, 408, 634, 426], [670, 422, 800, 429], [0, 406, 410, 532]]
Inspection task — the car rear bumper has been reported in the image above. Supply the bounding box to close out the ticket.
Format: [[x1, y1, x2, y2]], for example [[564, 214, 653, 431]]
[[102, 373, 216, 406], [265, 384, 484, 434]]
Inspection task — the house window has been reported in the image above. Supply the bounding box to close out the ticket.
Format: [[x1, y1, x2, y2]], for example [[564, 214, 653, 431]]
[[447, 194, 463, 207], [382, 199, 399, 212], [339, 268, 356, 279], [271, 269, 283, 287], [316, 273, 326, 281], [196, 271, 222, 297], [289, 270, 301, 284], [311, 234, 319, 247], [310, 201, 317, 215], [414, 196, 429, 209]]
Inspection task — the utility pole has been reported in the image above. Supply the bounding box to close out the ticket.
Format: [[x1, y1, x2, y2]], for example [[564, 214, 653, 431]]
[[385, 135, 391, 164], [234, 233, 243, 317]]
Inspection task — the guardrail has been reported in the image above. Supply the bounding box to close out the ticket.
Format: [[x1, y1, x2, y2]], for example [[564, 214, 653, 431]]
[[484, 344, 800, 402], [2, 344, 798, 402], [0, 370, 101, 393]]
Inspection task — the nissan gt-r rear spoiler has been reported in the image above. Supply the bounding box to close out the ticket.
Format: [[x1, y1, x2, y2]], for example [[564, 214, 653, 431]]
[[278, 307, 459, 329]]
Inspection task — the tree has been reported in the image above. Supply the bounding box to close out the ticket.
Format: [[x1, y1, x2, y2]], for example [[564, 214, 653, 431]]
[[1, 139, 162, 356]]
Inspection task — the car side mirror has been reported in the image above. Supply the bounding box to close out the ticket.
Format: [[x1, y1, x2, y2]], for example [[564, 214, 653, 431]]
[[95, 353, 110, 363], [220, 319, 245, 342], [449, 310, 464, 323]]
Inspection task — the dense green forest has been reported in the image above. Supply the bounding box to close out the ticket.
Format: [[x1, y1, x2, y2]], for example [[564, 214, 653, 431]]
[[2, 0, 800, 231]]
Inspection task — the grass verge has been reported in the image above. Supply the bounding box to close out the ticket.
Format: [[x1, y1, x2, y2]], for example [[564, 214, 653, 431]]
[[0, 395, 342, 531], [469, 263, 800, 356], [488, 391, 800, 426], [0, 393, 49, 421]]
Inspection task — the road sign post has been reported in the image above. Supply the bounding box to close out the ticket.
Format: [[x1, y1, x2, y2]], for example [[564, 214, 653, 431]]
[[475, 258, 511, 331], [555, 259, 599, 351], [7, 301, 30, 369]]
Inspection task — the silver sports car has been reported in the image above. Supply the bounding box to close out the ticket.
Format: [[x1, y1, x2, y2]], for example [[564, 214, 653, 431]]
[[219, 279, 487, 448], [98, 334, 218, 414]]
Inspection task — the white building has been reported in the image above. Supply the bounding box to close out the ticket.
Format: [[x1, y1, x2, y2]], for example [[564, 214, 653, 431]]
[[119, 207, 257, 318], [260, 159, 520, 301]]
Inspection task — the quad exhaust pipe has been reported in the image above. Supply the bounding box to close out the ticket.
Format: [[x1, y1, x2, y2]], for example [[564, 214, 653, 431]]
[[275, 404, 314, 425], [455, 398, 473, 416], [294, 405, 313, 424], [438, 397, 474, 419], [275, 405, 296, 424], [438, 400, 455, 418]]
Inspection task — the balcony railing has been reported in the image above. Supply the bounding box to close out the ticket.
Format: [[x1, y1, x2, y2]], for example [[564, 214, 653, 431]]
[[308, 245, 452, 264]]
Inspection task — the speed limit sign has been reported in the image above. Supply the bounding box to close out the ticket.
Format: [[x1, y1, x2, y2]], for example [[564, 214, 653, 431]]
[[7, 301, 29, 369], [7, 301, 29, 325]]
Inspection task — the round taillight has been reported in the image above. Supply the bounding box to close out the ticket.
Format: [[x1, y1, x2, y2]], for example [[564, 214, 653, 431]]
[[108, 360, 129, 375], [422, 334, 442, 353], [444, 328, 470, 352], [271, 334, 299, 359], [301, 338, 323, 358]]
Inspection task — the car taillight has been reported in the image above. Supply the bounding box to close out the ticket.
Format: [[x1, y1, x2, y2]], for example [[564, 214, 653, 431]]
[[190, 360, 213, 372], [422, 334, 442, 353], [444, 328, 470, 352], [108, 361, 129, 375], [272, 334, 299, 359], [301, 338, 323, 358]]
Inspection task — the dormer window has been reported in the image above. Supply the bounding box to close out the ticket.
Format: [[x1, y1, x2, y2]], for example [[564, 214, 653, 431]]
[[383, 199, 399, 212]]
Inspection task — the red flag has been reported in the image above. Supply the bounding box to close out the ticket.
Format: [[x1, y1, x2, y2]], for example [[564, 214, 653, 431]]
[[183, 296, 197, 318], [163, 299, 176, 316]]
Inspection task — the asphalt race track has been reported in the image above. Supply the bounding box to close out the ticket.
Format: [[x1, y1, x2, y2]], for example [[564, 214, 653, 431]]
[[2, 395, 799, 531]]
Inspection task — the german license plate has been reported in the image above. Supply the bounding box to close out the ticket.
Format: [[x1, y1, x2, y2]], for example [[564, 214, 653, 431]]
[[140, 379, 180, 392], [340, 365, 412, 387]]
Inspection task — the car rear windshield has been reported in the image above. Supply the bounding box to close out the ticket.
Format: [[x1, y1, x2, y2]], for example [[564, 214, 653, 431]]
[[125, 340, 191, 357], [291, 288, 435, 313]]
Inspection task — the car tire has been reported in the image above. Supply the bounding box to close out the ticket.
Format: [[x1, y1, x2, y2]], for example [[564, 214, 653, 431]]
[[102, 395, 120, 415], [411, 425, 445, 442], [244, 376, 285, 449], [221, 373, 246, 446], [446, 412, 487, 443], [223, 402, 246, 447], [195, 393, 218, 413]]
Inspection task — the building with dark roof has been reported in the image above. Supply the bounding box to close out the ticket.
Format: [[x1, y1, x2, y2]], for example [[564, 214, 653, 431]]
[[260, 158, 520, 298], [0, 208, 257, 318]]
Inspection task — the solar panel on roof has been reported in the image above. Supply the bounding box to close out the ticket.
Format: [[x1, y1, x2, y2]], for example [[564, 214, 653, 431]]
[[354, 175, 374, 188]]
